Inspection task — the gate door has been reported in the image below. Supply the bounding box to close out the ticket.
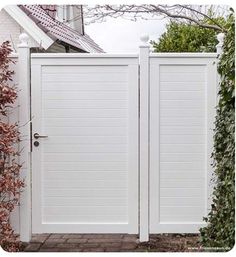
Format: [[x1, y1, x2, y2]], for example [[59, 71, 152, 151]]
[[149, 55, 217, 233], [31, 54, 139, 233]]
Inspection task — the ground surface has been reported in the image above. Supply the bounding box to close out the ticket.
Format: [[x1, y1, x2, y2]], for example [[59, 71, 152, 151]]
[[21, 233, 201, 252]]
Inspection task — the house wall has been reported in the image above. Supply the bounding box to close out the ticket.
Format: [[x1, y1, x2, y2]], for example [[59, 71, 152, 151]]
[[0, 9, 81, 53], [0, 9, 38, 51]]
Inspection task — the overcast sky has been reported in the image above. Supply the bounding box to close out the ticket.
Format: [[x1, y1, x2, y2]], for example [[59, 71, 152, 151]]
[[85, 16, 168, 53]]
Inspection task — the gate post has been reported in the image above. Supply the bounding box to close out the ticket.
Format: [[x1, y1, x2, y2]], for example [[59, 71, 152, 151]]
[[139, 35, 150, 242], [17, 33, 31, 242]]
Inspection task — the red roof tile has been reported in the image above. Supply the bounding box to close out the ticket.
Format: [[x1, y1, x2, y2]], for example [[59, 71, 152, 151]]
[[19, 5, 104, 53]]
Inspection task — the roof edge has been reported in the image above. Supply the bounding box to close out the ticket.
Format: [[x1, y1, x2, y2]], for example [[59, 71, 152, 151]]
[[4, 5, 55, 49]]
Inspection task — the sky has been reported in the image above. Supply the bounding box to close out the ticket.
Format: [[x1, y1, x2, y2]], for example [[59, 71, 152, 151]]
[[85, 16, 168, 53]]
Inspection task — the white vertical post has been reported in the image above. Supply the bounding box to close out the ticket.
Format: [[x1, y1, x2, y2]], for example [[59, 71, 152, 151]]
[[216, 33, 225, 97], [17, 33, 31, 242], [216, 33, 224, 56], [139, 35, 150, 242]]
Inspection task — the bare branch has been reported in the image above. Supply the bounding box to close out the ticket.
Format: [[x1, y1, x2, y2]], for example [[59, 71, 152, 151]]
[[83, 5, 228, 32]]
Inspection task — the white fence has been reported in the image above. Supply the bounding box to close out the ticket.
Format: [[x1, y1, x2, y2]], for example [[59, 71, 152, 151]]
[[8, 34, 221, 242]]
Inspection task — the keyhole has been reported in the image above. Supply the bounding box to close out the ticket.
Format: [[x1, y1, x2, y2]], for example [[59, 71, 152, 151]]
[[34, 141, 40, 147]]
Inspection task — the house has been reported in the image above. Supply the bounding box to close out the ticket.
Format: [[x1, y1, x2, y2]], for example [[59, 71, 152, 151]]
[[0, 5, 104, 53]]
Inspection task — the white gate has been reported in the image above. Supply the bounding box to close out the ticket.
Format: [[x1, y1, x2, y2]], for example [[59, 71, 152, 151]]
[[149, 54, 217, 234], [31, 54, 139, 233], [17, 42, 218, 241]]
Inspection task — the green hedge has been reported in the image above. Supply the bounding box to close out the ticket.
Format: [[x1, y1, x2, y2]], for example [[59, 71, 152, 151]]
[[200, 11, 235, 250]]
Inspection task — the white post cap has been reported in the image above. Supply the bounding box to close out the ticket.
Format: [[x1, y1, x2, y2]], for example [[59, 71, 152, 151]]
[[216, 33, 224, 55], [140, 35, 150, 47], [18, 33, 30, 48]]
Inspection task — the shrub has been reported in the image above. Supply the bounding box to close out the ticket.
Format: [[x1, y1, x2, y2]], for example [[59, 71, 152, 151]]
[[200, 11, 235, 250], [0, 41, 24, 252]]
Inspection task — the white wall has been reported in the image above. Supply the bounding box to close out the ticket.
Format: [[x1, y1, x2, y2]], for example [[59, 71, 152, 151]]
[[0, 9, 22, 51], [0, 9, 39, 51]]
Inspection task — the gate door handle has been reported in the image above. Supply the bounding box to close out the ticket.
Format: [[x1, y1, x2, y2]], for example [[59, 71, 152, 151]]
[[34, 133, 48, 139]]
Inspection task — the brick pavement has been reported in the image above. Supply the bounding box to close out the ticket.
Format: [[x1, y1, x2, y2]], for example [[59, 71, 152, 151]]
[[24, 234, 140, 252]]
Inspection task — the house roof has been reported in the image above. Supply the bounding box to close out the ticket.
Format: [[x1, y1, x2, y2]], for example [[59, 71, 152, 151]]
[[18, 5, 104, 53]]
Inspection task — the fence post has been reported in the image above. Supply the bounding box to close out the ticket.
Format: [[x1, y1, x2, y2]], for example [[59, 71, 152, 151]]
[[139, 35, 150, 242], [216, 33, 224, 56], [17, 33, 31, 242], [216, 33, 225, 97]]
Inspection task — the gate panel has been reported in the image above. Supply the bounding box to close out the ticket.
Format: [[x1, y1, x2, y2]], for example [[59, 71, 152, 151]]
[[31, 54, 139, 233], [149, 55, 217, 233]]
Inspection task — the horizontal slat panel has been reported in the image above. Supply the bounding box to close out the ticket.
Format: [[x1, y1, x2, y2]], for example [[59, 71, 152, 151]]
[[44, 118, 128, 127], [160, 153, 205, 162], [160, 178, 204, 188], [160, 206, 204, 216], [160, 91, 204, 100], [44, 127, 127, 136], [44, 197, 127, 206], [43, 153, 127, 162], [160, 144, 204, 153], [160, 215, 203, 222], [43, 215, 127, 223], [42, 65, 128, 73], [160, 197, 204, 206], [160, 109, 204, 117], [44, 109, 127, 118], [160, 126, 205, 135], [160, 100, 204, 109], [44, 179, 126, 188], [160, 72, 205, 82], [160, 82, 204, 91], [160, 117, 204, 126], [160, 65, 204, 73], [42, 73, 128, 82], [44, 162, 127, 171], [45, 171, 127, 180], [43, 99, 128, 109], [44, 91, 127, 100], [43, 206, 127, 216], [44, 188, 127, 197], [44, 144, 127, 153], [160, 135, 205, 144], [160, 162, 204, 171], [43, 82, 127, 91], [160, 171, 204, 179], [160, 188, 204, 197]]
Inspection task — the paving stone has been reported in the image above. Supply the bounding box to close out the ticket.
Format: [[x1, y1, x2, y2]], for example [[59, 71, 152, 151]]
[[121, 242, 138, 250], [84, 248, 105, 252], [123, 235, 138, 242], [58, 248, 84, 252], [62, 234, 83, 239], [79, 243, 100, 248], [24, 243, 41, 252], [48, 234, 64, 239], [31, 234, 49, 243], [88, 238, 122, 243], [67, 238, 88, 243], [83, 234, 103, 239], [39, 248, 58, 252], [46, 238, 67, 243], [66, 249, 84, 252], [100, 242, 122, 248], [105, 248, 121, 252], [56, 243, 79, 249], [102, 234, 124, 239], [40, 242, 58, 248]]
